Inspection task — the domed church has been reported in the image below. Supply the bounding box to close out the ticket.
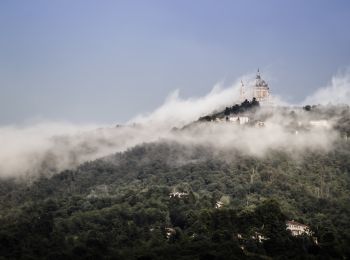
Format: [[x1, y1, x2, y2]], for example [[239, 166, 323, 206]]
[[253, 69, 270, 103]]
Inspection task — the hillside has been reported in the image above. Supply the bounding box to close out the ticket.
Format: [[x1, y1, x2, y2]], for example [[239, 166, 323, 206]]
[[0, 105, 350, 259]]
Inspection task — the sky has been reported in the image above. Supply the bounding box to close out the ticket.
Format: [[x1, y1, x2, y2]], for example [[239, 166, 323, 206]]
[[0, 0, 350, 125]]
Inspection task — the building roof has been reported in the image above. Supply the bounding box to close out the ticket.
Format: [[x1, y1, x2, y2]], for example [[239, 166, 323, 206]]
[[255, 70, 269, 89], [286, 220, 309, 228]]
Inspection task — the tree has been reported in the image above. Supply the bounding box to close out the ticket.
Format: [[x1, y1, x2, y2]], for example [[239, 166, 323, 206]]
[[303, 105, 311, 111]]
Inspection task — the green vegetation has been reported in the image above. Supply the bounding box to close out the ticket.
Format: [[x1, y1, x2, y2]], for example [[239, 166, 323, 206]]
[[0, 139, 349, 259], [199, 98, 260, 122], [0, 104, 350, 259]]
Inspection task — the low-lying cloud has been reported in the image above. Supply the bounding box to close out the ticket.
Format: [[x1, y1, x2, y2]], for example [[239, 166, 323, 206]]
[[129, 80, 242, 128], [0, 71, 348, 179], [302, 70, 350, 105]]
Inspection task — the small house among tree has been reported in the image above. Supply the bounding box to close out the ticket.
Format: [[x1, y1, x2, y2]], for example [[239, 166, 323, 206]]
[[286, 220, 311, 236], [169, 191, 188, 198]]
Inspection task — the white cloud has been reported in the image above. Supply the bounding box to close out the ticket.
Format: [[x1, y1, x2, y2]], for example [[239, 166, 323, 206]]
[[129, 80, 242, 129], [0, 71, 347, 179], [302, 70, 350, 105]]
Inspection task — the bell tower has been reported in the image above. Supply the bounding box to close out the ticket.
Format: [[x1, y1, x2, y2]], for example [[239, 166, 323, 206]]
[[240, 80, 246, 102]]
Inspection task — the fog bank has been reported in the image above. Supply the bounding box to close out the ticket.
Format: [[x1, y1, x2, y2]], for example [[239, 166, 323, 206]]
[[302, 70, 350, 105], [0, 71, 349, 178]]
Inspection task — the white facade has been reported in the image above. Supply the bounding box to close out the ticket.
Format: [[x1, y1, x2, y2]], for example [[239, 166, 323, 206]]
[[227, 116, 249, 125], [228, 116, 239, 122], [239, 117, 249, 124], [253, 70, 270, 103], [169, 191, 188, 198], [286, 221, 311, 236], [238, 70, 272, 105], [165, 228, 176, 239], [215, 201, 224, 209]]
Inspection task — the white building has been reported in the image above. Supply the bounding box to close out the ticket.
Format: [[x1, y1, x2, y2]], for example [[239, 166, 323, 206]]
[[240, 69, 271, 104], [253, 69, 270, 103], [165, 228, 176, 239], [169, 191, 188, 198], [239, 116, 249, 125], [286, 220, 311, 236], [227, 116, 249, 125], [228, 116, 239, 122], [215, 201, 224, 209]]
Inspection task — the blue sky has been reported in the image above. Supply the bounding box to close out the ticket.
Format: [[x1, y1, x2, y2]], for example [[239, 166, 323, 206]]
[[0, 0, 349, 124]]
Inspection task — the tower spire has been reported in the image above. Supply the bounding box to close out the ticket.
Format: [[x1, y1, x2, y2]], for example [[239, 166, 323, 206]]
[[256, 68, 261, 79], [240, 80, 245, 102]]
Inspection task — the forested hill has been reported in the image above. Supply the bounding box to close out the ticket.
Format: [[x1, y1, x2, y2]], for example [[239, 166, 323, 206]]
[[1, 138, 350, 259], [197, 98, 260, 122]]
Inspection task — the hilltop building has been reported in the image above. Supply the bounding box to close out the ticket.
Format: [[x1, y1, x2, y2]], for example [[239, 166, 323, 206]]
[[227, 116, 250, 125], [240, 69, 271, 104], [253, 69, 270, 103]]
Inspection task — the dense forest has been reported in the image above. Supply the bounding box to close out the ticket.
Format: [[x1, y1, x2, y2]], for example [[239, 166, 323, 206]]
[[0, 105, 350, 259]]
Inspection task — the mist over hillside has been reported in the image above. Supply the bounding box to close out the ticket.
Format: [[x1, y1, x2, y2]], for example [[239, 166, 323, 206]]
[[0, 71, 349, 179], [0, 71, 350, 259], [2, 0, 350, 258], [1, 134, 350, 258]]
